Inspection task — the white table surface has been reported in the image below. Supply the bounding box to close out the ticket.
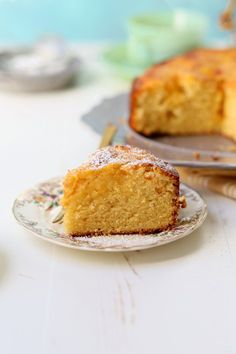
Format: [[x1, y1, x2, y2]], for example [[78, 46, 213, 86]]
[[0, 44, 236, 354]]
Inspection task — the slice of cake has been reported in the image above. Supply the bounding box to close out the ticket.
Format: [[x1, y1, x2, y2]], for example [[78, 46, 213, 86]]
[[129, 48, 236, 141], [61, 145, 180, 236]]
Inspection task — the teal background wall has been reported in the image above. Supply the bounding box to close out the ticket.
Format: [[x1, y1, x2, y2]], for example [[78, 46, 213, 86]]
[[0, 0, 230, 44]]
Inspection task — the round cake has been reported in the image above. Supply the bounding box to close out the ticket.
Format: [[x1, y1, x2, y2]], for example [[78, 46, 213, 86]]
[[130, 48, 236, 141]]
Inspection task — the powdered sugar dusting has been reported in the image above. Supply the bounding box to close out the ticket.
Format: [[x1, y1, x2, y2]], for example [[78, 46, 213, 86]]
[[80, 145, 179, 177]]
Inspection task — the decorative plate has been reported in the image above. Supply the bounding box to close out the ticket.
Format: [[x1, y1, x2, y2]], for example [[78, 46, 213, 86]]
[[81, 93, 236, 170], [13, 177, 207, 252]]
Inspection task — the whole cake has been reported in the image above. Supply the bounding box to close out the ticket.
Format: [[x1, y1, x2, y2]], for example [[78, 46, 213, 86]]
[[129, 48, 236, 141], [61, 145, 180, 236]]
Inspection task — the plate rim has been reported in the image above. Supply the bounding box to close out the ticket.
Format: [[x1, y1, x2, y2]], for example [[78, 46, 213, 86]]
[[126, 124, 236, 169]]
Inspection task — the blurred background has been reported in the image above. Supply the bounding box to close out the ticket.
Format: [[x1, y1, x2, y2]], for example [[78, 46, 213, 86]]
[[0, 0, 230, 44], [0, 0, 233, 89]]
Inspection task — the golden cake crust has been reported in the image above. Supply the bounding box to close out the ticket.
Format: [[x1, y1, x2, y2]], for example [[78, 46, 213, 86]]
[[131, 48, 236, 92]]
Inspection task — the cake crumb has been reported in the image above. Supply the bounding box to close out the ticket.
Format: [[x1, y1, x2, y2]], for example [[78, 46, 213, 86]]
[[211, 155, 220, 161], [193, 151, 201, 160], [179, 195, 187, 208]]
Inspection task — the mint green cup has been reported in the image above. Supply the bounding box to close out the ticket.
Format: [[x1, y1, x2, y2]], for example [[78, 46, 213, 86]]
[[127, 10, 207, 66]]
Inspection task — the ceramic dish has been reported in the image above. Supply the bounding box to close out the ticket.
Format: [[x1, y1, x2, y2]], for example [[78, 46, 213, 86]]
[[127, 11, 207, 66], [13, 177, 207, 252], [0, 38, 80, 92], [103, 11, 207, 80], [102, 43, 147, 80], [81, 93, 236, 170]]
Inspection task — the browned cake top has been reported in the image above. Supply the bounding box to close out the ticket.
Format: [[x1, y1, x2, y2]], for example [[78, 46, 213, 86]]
[[134, 48, 236, 91], [79, 145, 178, 177]]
